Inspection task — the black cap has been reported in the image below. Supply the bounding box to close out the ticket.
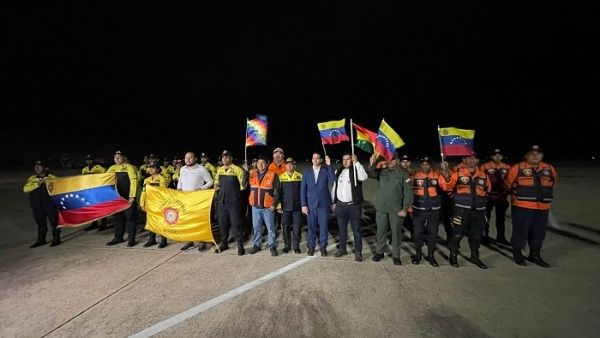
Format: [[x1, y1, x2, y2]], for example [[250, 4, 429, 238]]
[[149, 153, 157, 159], [221, 150, 232, 157], [399, 154, 410, 161], [420, 156, 432, 163], [200, 153, 209, 158], [148, 163, 162, 171], [251, 158, 258, 163], [491, 149, 503, 155], [527, 145, 543, 153], [114, 150, 125, 156], [85, 154, 94, 160], [34, 160, 47, 167], [285, 157, 296, 164], [163, 157, 169, 162]]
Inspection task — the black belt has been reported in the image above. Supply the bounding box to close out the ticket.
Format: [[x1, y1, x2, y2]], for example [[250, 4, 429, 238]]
[[336, 201, 358, 206]]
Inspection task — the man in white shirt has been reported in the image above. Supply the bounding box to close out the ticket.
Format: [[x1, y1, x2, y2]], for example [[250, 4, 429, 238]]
[[178, 151, 214, 251], [331, 153, 368, 261]]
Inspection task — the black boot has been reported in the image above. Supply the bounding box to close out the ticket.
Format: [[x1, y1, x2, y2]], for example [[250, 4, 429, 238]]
[[529, 249, 550, 268], [49, 236, 61, 247], [427, 246, 438, 267], [158, 237, 168, 248], [470, 250, 487, 269], [449, 252, 459, 267], [106, 238, 125, 246], [237, 241, 245, 256], [143, 233, 158, 247], [30, 240, 47, 248], [197, 242, 207, 251], [371, 253, 384, 262], [513, 249, 527, 266], [181, 242, 194, 251], [412, 247, 422, 265], [127, 236, 138, 247]]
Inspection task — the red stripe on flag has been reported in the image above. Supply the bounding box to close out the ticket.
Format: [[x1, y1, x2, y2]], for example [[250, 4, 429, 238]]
[[58, 199, 130, 228], [321, 134, 349, 145], [441, 144, 474, 156]]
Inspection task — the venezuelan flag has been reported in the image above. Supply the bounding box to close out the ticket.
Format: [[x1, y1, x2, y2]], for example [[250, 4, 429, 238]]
[[144, 186, 216, 243], [246, 114, 268, 147], [376, 119, 405, 161], [317, 118, 350, 144], [438, 127, 475, 156], [46, 173, 130, 228], [353, 122, 377, 154]]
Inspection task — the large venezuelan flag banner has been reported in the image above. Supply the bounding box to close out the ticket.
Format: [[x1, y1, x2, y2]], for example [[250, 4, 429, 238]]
[[144, 186, 216, 243], [46, 173, 130, 228]]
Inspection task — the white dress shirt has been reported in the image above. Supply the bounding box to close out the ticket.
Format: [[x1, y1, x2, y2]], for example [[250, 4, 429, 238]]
[[177, 164, 214, 191]]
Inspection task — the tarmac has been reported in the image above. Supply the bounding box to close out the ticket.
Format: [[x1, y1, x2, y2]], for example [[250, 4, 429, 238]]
[[0, 164, 599, 337]]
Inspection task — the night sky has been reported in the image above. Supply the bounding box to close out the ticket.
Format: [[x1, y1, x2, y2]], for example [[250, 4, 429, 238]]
[[4, 2, 599, 167]]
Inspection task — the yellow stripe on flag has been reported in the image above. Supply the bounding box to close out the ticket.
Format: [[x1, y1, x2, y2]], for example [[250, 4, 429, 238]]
[[379, 119, 405, 148], [439, 127, 475, 139], [47, 173, 117, 196], [317, 118, 346, 131], [144, 186, 216, 243]]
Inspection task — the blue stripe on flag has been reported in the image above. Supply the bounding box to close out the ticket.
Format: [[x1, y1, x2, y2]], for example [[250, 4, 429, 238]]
[[51, 185, 122, 211]]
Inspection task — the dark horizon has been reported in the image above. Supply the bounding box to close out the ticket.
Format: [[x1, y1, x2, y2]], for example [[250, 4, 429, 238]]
[[5, 3, 598, 167]]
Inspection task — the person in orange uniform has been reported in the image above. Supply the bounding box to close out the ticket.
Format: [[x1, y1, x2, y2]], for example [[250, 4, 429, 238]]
[[248, 156, 281, 256], [480, 149, 511, 245], [139, 163, 169, 248], [504, 145, 557, 267], [440, 154, 491, 269], [268, 147, 287, 176], [411, 157, 444, 267]]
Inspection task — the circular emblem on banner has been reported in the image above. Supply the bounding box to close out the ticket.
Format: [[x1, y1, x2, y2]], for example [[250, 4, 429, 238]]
[[416, 179, 424, 187], [431, 179, 437, 186], [542, 170, 550, 175], [163, 208, 179, 225], [460, 176, 470, 184], [478, 179, 485, 185], [523, 169, 533, 176]]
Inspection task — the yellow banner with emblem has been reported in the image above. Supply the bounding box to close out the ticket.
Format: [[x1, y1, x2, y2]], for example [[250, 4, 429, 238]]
[[144, 185, 216, 243]]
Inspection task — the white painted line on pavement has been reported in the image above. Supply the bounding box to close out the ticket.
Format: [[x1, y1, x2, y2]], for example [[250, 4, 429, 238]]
[[129, 254, 317, 338]]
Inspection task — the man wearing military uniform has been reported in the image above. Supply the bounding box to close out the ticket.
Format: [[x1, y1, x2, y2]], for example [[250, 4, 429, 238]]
[[82, 154, 108, 231], [411, 157, 444, 267], [200, 153, 217, 179], [440, 154, 491, 269], [139, 163, 169, 248], [278, 157, 303, 254], [106, 150, 139, 247], [214, 150, 248, 255], [23, 160, 61, 248], [504, 145, 557, 267], [367, 153, 413, 265], [480, 149, 511, 245]]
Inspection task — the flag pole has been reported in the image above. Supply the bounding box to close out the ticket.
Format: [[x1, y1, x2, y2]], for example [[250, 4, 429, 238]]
[[350, 117, 357, 186], [321, 142, 328, 157], [437, 125, 445, 161], [244, 118, 249, 168]]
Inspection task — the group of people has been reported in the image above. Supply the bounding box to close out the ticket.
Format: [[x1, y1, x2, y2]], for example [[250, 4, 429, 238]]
[[24, 144, 557, 268]]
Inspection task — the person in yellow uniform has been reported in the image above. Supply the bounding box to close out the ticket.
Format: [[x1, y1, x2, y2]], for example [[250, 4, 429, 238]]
[[160, 157, 174, 186], [23, 160, 61, 248], [200, 153, 217, 179], [139, 155, 151, 181], [214, 150, 248, 255], [106, 150, 139, 247], [139, 163, 169, 248], [81, 154, 108, 231]]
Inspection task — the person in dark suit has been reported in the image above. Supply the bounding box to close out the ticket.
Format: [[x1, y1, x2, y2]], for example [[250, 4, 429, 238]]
[[301, 151, 336, 256]]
